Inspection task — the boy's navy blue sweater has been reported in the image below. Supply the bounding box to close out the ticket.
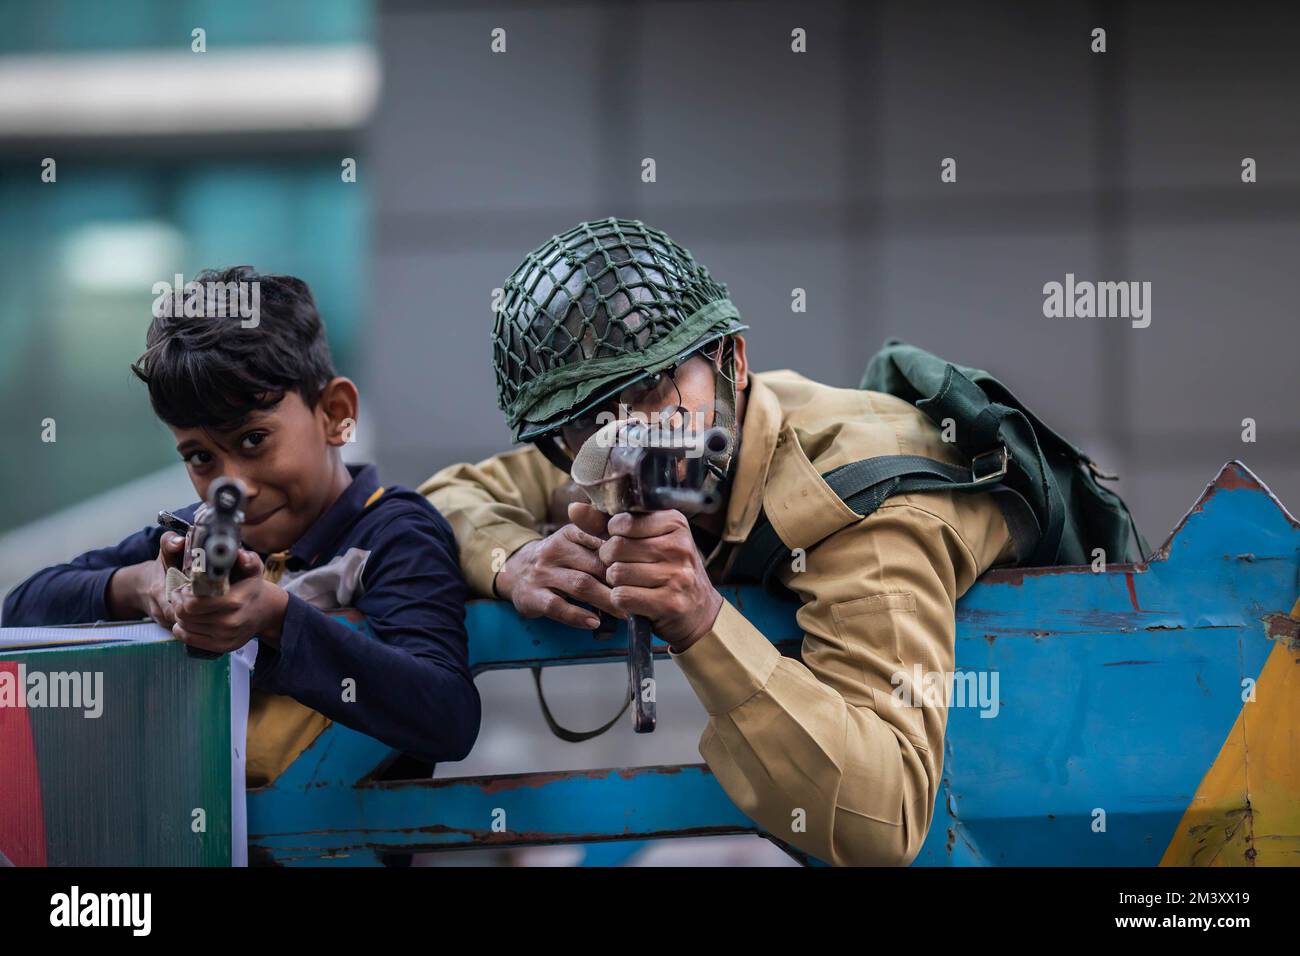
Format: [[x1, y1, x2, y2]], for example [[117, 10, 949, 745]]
[[1, 464, 480, 766]]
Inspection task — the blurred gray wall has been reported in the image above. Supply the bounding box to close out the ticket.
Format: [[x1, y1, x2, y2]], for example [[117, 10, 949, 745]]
[[362, 0, 1300, 861]]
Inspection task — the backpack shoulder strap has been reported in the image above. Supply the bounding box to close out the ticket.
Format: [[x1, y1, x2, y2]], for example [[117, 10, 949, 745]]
[[729, 448, 1041, 588]]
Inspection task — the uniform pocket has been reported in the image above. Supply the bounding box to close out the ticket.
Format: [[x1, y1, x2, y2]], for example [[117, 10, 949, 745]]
[[830, 590, 917, 679], [832, 592, 917, 619]]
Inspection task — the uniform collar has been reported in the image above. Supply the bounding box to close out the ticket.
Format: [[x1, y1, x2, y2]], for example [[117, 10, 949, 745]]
[[287, 463, 382, 566], [722, 374, 782, 544]]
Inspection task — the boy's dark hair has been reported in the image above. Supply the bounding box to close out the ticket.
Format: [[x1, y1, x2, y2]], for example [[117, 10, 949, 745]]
[[131, 266, 337, 430]]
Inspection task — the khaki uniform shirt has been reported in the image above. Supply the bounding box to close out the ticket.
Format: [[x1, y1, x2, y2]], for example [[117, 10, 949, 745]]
[[420, 370, 1015, 865]]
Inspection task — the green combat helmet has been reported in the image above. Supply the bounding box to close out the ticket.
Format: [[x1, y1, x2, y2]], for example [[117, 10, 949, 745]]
[[493, 217, 748, 475]]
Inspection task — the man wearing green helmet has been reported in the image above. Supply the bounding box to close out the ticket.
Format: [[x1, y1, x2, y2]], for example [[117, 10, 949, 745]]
[[421, 217, 1016, 865]]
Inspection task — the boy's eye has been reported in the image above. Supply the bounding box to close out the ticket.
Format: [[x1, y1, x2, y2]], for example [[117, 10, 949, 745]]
[[240, 431, 269, 451], [183, 450, 213, 467]]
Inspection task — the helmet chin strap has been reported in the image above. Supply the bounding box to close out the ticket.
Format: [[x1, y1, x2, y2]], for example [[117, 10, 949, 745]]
[[701, 341, 740, 503], [532, 434, 576, 474]]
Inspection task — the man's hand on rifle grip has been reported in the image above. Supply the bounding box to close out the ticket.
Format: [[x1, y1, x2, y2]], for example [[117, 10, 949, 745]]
[[601, 509, 723, 651], [493, 501, 620, 630]]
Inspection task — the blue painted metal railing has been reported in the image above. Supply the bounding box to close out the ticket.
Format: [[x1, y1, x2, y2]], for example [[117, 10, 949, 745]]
[[247, 460, 1300, 866]]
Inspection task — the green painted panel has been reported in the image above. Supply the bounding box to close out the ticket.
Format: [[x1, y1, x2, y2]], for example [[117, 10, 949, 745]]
[[1, 640, 238, 865]]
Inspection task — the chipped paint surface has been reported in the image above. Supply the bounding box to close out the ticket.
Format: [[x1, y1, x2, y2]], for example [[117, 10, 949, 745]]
[[1263, 612, 1300, 652], [250, 762, 755, 863]]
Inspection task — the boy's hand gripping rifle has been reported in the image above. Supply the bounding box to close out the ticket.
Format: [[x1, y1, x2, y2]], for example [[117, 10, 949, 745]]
[[157, 477, 248, 659], [571, 420, 731, 733]]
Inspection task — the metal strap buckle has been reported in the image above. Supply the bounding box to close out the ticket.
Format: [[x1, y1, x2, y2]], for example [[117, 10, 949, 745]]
[[970, 445, 1009, 485]]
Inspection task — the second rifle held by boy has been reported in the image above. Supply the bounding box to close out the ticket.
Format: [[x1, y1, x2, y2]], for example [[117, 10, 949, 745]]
[[157, 477, 247, 659]]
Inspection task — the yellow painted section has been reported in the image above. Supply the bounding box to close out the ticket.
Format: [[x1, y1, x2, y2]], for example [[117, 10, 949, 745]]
[[1160, 605, 1300, 866]]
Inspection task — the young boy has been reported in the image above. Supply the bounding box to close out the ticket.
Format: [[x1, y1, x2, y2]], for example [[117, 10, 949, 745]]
[[2, 267, 480, 786]]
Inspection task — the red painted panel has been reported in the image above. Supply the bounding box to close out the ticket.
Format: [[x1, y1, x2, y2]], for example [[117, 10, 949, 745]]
[[0, 661, 47, 866]]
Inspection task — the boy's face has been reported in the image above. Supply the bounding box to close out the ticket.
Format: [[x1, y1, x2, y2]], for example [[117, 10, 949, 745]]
[[170, 386, 353, 554]]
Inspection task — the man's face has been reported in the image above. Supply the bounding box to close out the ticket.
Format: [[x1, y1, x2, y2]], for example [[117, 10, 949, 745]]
[[560, 353, 720, 457], [170, 391, 338, 554]]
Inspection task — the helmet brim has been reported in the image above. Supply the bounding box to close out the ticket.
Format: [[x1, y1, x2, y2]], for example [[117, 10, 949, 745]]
[[515, 327, 744, 443]]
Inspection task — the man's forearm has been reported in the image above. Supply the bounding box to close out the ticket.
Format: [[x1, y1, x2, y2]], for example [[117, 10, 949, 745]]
[[444, 514, 543, 599], [420, 450, 567, 597], [492, 537, 534, 600]]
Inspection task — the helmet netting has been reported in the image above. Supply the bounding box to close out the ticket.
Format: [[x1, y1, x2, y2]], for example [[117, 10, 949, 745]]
[[493, 217, 735, 433]]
